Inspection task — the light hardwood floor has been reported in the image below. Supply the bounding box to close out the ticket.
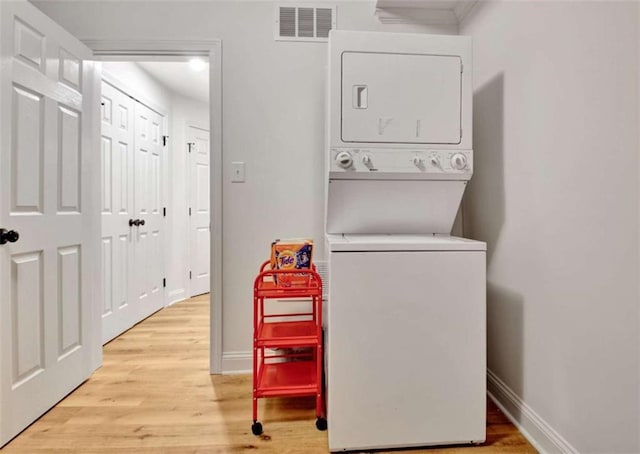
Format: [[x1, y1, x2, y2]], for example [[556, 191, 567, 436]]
[[1, 295, 536, 453]]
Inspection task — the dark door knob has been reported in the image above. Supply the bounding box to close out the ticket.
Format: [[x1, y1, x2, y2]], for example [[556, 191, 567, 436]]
[[129, 219, 141, 227], [139, 219, 146, 226], [0, 228, 20, 245]]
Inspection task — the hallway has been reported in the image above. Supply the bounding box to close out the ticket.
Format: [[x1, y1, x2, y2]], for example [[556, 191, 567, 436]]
[[1, 295, 535, 453]]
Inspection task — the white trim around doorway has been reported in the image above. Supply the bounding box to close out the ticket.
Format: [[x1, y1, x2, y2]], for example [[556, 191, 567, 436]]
[[86, 39, 223, 375]]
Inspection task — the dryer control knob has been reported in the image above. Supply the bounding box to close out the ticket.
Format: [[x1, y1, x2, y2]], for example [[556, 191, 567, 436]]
[[336, 151, 353, 169], [412, 156, 423, 166], [430, 155, 440, 167], [451, 153, 467, 170], [362, 154, 372, 166]]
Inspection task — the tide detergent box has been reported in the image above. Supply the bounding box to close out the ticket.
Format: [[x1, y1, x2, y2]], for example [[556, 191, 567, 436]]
[[270, 239, 314, 286]]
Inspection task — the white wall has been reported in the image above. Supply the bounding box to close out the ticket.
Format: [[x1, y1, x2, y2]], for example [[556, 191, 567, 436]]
[[33, 0, 457, 371], [461, 2, 639, 453], [102, 61, 172, 109], [167, 94, 209, 304]]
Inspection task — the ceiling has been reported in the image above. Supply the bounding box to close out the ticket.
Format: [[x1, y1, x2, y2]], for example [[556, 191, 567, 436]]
[[138, 60, 209, 104]]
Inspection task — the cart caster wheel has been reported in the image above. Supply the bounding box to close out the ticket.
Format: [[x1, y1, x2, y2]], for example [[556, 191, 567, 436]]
[[251, 421, 263, 436], [315, 417, 327, 431]]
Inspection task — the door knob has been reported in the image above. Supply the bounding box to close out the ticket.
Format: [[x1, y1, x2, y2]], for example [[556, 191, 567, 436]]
[[129, 219, 141, 227], [0, 228, 20, 245], [139, 219, 146, 226]]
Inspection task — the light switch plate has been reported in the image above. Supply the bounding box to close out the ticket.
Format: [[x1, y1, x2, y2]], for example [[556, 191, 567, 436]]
[[231, 162, 245, 183]]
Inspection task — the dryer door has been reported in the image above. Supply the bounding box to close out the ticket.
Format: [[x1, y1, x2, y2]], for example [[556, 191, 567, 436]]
[[341, 52, 462, 145]]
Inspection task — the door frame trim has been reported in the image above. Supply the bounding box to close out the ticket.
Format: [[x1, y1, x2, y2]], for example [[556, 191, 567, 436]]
[[88, 39, 223, 375]]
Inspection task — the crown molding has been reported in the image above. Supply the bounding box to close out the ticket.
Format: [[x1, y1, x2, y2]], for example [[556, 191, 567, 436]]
[[375, 1, 478, 26]]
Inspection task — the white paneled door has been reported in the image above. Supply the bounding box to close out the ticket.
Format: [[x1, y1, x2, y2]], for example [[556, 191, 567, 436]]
[[100, 82, 135, 344], [133, 102, 165, 320], [0, 0, 99, 446], [101, 85, 165, 344], [188, 125, 210, 297]]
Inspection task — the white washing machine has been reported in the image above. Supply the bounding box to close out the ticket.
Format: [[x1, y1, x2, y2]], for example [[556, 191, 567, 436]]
[[325, 234, 486, 451], [324, 31, 486, 452]]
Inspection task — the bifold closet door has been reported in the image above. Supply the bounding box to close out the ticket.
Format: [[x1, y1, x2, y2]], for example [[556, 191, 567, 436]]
[[132, 102, 164, 323], [101, 82, 135, 344], [101, 83, 164, 344]]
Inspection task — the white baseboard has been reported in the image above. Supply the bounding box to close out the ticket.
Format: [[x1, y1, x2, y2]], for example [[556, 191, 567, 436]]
[[487, 369, 578, 454], [222, 351, 252, 375], [166, 288, 186, 307]]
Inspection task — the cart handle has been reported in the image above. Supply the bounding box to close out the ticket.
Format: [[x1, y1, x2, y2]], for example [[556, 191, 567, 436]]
[[254, 262, 322, 290], [259, 260, 317, 273]]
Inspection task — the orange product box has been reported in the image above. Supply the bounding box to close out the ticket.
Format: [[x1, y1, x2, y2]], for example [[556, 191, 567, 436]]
[[270, 239, 314, 287]]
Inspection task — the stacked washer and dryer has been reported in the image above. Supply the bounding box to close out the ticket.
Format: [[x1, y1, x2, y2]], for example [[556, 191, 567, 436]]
[[324, 31, 487, 451]]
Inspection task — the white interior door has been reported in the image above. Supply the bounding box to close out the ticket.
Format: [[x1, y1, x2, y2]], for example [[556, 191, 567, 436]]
[[0, 0, 99, 446], [188, 125, 210, 297], [133, 102, 165, 320], [100, 81, 135, 344]]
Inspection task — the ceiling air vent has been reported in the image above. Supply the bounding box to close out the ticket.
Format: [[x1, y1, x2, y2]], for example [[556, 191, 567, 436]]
[[276, 4, 336, 42]]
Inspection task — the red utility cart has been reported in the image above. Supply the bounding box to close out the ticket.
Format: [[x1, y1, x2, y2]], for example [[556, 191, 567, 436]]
[[251, 260, 326, 435]]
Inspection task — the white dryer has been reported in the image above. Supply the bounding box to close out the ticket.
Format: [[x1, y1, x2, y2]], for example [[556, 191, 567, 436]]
[[325, 31, 474, 235]]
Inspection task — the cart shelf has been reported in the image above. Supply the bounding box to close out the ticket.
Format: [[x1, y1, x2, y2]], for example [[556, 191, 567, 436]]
[[256, 361, 318, 397], [255, 281, 321, 299], [256, 320, 320, 348]]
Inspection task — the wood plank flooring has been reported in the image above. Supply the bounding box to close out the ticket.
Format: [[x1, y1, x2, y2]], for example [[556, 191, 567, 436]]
[[1, 294, 537, 453]]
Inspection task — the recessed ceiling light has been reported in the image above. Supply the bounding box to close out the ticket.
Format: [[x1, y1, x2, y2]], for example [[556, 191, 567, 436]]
[[189, 58, 206, 72]]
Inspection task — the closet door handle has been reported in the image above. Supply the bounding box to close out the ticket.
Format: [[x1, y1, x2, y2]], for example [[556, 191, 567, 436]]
[[129, 219, 142, 227], [139, 219, 146, 226], [0, 228, 19, 245]]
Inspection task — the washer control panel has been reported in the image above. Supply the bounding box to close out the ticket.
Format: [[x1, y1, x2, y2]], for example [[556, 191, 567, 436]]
[[330, 148, 473, 176]]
